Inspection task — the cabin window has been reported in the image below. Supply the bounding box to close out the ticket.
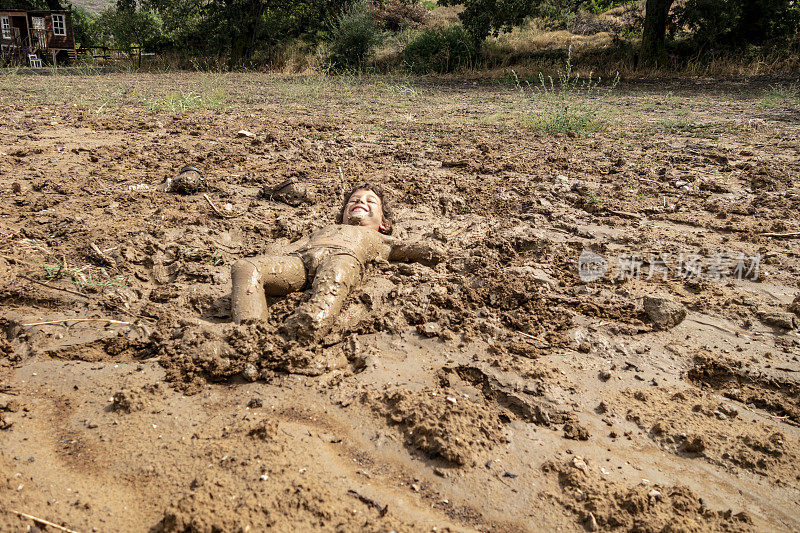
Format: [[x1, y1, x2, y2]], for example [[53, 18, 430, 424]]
[[32, 17, 45, 30], [1, 17, 10, 40], [52, 14, 66, 36]]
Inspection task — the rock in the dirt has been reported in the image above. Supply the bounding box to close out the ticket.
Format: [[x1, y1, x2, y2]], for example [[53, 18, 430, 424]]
[[507, 266, 556, 289], [553, 175, 570, 191], [759, 311, 797, 330], [242, 363, 259, 382], [165, 165, 207, 194], [263, 177, 314, 207], [571, 456, 588, 472], [237, 130, 255, 138], [643, 294, 686, 330], [418, 321, 442, 338]]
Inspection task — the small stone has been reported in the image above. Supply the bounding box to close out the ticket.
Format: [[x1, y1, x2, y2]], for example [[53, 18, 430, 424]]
[[242, 364, 258, 382], [648, 489, 663, 501], [599, 369, 612, 381], [259, 474, 269, 481], [411, 483, 420, 492], [713, 410, 727, 421], [263, 177, 313, 207], [237, 130, 255, 138], [571, 456, 588, 472], [167, 165, 206, 194], [11, 182, 24, 194], [643, 294, 687, 330], [247, 398, 263, 409], [418, 322, 442, 338]]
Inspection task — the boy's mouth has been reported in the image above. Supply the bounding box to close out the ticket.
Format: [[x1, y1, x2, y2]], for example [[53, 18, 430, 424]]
[[350, 205, 369, 215]]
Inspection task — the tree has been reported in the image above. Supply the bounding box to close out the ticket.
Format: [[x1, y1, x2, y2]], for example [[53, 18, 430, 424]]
[[640, 0, 674, 66], [97, 6, 163, 53], [0, 0, 60, 8], [140, 0, 348, 66]]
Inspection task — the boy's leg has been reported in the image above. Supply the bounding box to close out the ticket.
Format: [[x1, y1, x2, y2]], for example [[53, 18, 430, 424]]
[[283, 254, 361, 341], [231, 255, 306, 324]]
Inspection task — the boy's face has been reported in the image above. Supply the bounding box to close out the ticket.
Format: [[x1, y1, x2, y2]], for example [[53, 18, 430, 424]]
[[342, 189, 387, 232]]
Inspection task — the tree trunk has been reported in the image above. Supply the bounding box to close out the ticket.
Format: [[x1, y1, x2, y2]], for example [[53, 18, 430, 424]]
[[640, 0, 674, 67]]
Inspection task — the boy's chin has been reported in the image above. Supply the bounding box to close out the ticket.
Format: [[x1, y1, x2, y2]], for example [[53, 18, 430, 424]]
[[345, 214, 369, 226]]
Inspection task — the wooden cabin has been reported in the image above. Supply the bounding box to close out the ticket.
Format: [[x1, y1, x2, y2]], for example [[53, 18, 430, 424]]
[[0, 9, 77, 65]]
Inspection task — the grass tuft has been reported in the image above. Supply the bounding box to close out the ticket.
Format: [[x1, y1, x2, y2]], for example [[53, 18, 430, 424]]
[[30, 257, 127, 292], [514, 46, 618, 135], [522, 104, 607, 134]]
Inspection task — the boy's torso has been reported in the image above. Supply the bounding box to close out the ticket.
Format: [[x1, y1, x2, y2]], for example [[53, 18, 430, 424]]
[[301, 224, 390, 266]]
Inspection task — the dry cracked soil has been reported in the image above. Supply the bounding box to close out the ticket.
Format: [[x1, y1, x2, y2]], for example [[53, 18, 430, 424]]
[[1, 71, 799, 532]]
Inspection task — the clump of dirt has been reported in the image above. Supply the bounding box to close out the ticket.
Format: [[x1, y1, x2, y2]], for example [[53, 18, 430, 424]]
[[424, 272, 573, 342], [162, 477, 395, 532], [111, 383, 163, 413], [621, 387, 800, 483], [156, 321, 355, 393], [370, 387, 508, 466], [543, 458, 753, 532], [687, 351, 800, 422]]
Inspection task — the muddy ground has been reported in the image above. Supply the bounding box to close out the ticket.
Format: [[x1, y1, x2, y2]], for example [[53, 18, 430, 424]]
[[1, 72, 799, 532]]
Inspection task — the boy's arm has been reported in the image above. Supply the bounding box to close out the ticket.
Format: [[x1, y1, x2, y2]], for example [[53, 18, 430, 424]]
[[387, 238, 445, 266]]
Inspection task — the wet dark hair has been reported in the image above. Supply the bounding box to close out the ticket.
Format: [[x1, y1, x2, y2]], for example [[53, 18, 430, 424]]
[[336, 183, 394, 235]]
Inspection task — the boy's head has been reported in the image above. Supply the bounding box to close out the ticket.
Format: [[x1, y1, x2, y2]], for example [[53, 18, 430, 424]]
[[337, 184, 393, 235]]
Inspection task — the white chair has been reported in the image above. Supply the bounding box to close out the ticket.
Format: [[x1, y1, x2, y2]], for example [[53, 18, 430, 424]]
[[28, 54, 42, 68]]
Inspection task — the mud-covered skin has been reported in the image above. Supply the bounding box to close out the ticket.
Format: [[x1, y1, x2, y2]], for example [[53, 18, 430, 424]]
[[231, 224, 440, 341]]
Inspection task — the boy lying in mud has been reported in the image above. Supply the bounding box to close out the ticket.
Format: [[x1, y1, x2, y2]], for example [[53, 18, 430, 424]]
[[231, 184, 442, 342]]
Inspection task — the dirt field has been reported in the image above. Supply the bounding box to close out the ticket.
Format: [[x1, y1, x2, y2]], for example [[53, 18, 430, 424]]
[[1, 71, 799, 532]]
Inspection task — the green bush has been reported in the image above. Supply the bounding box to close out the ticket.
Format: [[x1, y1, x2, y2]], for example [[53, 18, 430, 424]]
[[583, 0, 628, 14], [327, 0, 381, 70], [402, 25, 478, 73], [671, 0, 800, 47]]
